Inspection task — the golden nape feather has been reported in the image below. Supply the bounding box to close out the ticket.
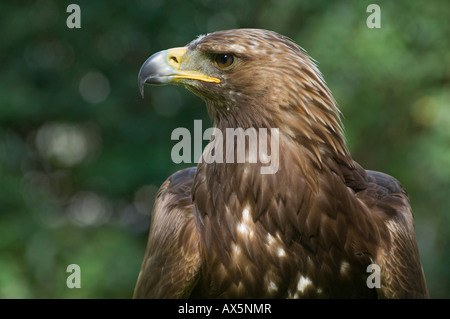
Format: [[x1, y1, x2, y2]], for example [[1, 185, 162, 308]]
[[134, 29, 428, 299]]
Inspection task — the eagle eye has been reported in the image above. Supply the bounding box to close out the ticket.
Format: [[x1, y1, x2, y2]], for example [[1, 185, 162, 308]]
[[214, 53, 234, 69]]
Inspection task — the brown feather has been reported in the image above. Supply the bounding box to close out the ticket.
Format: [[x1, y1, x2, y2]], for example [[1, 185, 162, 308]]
[[133, 168, 200, 298]]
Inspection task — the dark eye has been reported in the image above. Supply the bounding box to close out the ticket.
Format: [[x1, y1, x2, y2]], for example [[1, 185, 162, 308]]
[[215, 53, 234, 69]]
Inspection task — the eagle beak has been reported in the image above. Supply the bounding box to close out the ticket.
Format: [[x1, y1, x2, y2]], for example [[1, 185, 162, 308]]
[[138, 47, 220, 97]]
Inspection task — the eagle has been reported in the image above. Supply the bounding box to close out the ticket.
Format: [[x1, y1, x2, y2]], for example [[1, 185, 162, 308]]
[[133, 29, 428, 298]]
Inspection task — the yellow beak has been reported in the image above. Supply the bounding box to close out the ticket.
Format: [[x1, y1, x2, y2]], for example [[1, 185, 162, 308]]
[[138, 47, 220, 97]]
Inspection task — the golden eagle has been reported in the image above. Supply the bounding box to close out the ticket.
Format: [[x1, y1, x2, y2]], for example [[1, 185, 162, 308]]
[[133, 29, 428, 298]]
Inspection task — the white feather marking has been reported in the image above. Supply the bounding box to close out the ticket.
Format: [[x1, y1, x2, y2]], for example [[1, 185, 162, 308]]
[[242, 206, 251, 222], [232, 243, 241, 255], [277, 247, 286, 257], [267, 233, 276, 246], [237, 222, 248, 234], [297, 276, 313, 293], [237, 206, 254, 238], [340, 261, 350, 275], [268, 281, 278, 292]]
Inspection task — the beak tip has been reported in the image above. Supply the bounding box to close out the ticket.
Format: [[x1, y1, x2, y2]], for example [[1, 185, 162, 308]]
[[138, 77, 146, 98]]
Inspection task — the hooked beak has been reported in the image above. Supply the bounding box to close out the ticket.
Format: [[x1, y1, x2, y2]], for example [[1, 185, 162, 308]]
[[138, 47, 220, 97]]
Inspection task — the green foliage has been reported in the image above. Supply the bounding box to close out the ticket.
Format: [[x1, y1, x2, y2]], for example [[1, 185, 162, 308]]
[[0, 0, 448, 298]]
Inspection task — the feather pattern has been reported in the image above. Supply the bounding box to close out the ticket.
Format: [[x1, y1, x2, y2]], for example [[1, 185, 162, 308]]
[[134, 29, 428, 299]]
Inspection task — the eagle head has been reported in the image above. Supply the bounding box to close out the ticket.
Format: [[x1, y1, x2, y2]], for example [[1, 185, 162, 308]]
[[139, 29, 344, 139]]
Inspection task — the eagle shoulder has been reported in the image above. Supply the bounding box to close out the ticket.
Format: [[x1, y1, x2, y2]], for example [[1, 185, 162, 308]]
[[133, 167, 201, 298], [352, 168, 428, 298]]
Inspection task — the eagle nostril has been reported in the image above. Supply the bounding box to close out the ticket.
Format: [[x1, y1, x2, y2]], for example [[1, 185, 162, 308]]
[[170, 56, 180, 65]]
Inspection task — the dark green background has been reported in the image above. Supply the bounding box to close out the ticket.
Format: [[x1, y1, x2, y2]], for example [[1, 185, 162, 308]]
[[1, 0, 448, 298]]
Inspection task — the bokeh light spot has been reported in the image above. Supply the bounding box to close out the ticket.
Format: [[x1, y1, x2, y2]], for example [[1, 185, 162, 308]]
[[79, 72, 110, 104]]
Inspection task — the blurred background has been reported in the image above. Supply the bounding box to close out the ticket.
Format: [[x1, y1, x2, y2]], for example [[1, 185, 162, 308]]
[[0, 0, 448, 298]]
